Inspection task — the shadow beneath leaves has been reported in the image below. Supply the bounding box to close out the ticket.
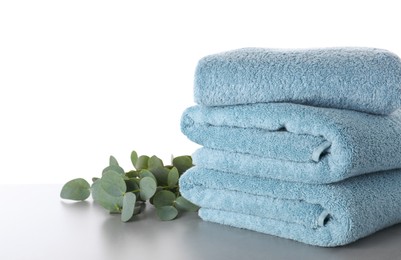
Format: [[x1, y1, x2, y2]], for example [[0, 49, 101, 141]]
[[60, 200, 91, 212]]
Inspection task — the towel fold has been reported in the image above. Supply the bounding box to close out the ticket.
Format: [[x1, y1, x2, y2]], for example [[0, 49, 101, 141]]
[[195, 47, 401, 114], [179, 167, 401, 247], [181, 103, 401, 183]]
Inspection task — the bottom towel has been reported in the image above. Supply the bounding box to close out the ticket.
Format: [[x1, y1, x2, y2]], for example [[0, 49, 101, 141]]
[[179, 167, 401, 247]]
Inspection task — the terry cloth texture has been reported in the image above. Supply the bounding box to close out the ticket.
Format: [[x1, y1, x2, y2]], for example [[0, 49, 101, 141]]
[[179, 167, 401, 247], [181, 103, 401, 184], [194, 47, 401, 115]]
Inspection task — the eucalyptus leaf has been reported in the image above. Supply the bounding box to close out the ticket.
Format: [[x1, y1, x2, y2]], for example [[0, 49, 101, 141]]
[[135, 155, 149, 170], [121, 192, 137, 222], [60, 178, 90, 201], [153, 190, 176, 208], [102, 165, 125, 175], [139, 169, 157, 182], [156, 206, 178, 221], [150, 167, 169, 186], [125, 179, 140, 193], [175, 196, 200, 212], [139, 177, 157, 200], [148, 156, 168, 185], [167, 167, 179, 187], [101, 171, 127, 197], [172, 156, 193, 175], [133, 205, 142, 215], [109, 155, 119, 166], [133, 201, 146, 215], [148, 155, 164, 169], [125, 170, 139, 178], [91, 180, 123, 212], [131, 150, 138, 167]]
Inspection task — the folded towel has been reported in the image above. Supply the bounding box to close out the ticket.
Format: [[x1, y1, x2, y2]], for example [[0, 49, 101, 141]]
[[179, 167, 401, 247], [194, 47, 401, 114], [181, 103, 401, 183]]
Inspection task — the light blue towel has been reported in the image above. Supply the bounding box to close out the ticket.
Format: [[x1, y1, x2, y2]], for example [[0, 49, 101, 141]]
[[194, 47, 401, 115], [179, 167, 401, 247], [181, 103, 401, 184]]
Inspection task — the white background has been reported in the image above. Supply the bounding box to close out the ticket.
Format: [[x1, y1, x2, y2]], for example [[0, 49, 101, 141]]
[[1, 0, 401, 184]]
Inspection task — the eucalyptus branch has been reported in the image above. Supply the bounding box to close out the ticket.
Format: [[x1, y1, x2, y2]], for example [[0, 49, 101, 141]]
[[60, 151, 199, 222]]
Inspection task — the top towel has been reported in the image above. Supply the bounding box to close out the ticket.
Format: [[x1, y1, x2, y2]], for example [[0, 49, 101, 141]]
[[194, 47, 401, 114]]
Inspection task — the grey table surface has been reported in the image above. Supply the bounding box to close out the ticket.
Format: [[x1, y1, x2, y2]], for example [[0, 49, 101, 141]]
[[1, 185, 401, 260]]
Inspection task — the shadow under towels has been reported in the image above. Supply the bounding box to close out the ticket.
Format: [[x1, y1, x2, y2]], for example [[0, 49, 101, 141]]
[[181, 103, 401, 184], [179, 167, 401, 247]]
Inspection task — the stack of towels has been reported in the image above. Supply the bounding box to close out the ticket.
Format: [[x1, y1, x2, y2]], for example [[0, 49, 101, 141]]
[[179, 47, 401, 247]]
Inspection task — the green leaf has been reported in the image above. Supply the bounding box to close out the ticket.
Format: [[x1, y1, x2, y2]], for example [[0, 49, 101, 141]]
[[60, 178, 90, 201], [102, 165, 125, 175], [109, 155, 119, 166], [101, 171, 127, 197], [139, 169, 157, 182], [139, 177, 157, 200], [125, 170, 139, 178], [172, 155, 193, 175], [148, 156, 169, 185], [133, 202, 146, 215], [156, 206, 178, 221], [148, 155, 164, 169], [167, 167, 179, 187], [131, 150, 138, 168], [121, 192, 137, 222], [125, 179, 140, 193], [175, 196, 200, 212], [91, 180, 123, 212], [135, 155, 149, 170], [150, 167, 169, 186], [153, 190, 176, 208]]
